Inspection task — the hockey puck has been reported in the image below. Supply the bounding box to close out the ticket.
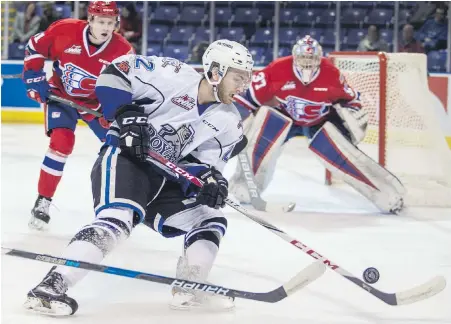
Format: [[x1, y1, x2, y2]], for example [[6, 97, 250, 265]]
[[363, 267, 380, 284]]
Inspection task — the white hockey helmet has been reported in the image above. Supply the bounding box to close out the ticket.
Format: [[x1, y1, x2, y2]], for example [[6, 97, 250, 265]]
[[202, 39, 254, 86]]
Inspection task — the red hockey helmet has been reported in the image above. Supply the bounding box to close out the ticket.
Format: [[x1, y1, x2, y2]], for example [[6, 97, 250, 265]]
[[87, 1, 120, 17]]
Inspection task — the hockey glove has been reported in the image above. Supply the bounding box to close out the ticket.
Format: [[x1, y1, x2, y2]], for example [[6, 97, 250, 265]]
[[97, 116, 112, 129], [115, 104, 150, 162], [333, 103, 369, 145], [23, 70, 50, 103], [196, 167, 228, 209]]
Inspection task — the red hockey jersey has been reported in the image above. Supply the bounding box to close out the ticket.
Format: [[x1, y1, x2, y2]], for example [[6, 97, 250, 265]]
[[234, 56, 361, 127], [24, 19, 134, 121]]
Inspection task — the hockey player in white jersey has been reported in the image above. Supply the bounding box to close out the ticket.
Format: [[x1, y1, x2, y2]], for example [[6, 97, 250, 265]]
[[24, 40, 254, 315]]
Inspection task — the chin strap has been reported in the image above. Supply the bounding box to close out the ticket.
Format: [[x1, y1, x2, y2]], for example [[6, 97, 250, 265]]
[[213, 85, 221, 103]]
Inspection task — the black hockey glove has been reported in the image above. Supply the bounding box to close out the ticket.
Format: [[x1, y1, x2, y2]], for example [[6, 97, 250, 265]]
[[196, 167, 228, 209], [115, 104, 150, 162]]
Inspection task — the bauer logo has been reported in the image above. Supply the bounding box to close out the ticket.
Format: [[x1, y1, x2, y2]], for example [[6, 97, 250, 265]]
[[238, 153, 259, 198], [36, 255, 66, 265], [217, 41, 233, 49], [172, 280, 229, 295]]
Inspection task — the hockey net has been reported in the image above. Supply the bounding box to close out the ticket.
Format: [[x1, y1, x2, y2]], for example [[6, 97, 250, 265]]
[[326, 52, 451, 207]]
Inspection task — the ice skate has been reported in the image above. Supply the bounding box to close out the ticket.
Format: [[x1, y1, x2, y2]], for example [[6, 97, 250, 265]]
[[170, 256, 234, 311], [24, 268, 78, 316], [29, 195, 51, 230]]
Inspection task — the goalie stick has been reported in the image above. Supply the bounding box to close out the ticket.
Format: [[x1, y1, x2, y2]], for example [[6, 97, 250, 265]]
[[146, 150, 447, 306], [1, 247, 325, 303], [47, 96, 446, 305], [1, 73, 22, 79], [237, 152, 296, 213]]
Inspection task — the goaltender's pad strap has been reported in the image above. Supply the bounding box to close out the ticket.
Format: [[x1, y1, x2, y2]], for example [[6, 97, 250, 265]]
[[250, 107, 292, 173], [309, 122, 378, 190]]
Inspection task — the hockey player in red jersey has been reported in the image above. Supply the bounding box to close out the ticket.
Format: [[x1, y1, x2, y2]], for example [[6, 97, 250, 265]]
[[232, 35, 405, 214], [23, 1, 134, 230]]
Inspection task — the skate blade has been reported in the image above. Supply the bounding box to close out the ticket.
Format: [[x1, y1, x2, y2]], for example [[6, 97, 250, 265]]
[[28, 217, 49, 231], [24, 296, 73, 316], [169, 292, 235, 312]]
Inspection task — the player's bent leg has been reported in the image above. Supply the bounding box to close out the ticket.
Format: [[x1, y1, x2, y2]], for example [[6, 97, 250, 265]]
[[229, 106, 292, 204], [309, 122, 406, 213], [30, 101, 78, 231], [24, 207, 136, 316], [25, 147, 164, 316], [172, 214, 233, 310], [144, 183, 232, 310]]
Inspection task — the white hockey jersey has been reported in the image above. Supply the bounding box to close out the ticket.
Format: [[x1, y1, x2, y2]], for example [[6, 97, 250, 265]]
[[95, 54, 244, 172]]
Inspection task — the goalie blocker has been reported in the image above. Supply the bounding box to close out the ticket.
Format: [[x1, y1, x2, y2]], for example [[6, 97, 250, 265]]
[[230, 105, 405, 214]]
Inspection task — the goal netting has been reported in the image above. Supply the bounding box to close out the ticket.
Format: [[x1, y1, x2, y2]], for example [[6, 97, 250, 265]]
[[327, 52, 451, 207]]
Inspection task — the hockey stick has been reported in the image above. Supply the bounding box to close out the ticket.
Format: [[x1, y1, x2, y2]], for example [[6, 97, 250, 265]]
[[48, 94, 103, 117], [1, 247, 325, 303], [0, 72, 102, 117], [26, 97, 446, 305], [1, 73, 22, 79], [146, 150, 447, 306], [237, 152, 296, 213]]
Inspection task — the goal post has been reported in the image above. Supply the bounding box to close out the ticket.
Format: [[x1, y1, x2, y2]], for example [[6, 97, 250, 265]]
[[325, 51, 451, 207]]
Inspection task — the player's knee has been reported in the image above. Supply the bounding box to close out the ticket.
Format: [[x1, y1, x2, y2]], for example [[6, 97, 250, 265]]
[[185, 217, 228, 249], [49, 128, 75, 156], [69, 208, 135, 256]]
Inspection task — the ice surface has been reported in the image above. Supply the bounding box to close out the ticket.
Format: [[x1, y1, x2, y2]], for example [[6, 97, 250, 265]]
[[1, 125, 450, 323]]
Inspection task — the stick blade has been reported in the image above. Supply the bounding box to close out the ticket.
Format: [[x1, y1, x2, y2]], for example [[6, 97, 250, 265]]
[[395, 276, 446, 305], [264, 202, 296, 213], [283, 261, 326, 296]]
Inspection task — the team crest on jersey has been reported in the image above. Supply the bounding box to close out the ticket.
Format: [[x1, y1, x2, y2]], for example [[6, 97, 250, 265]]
[[171, 94, 195, 111], [64, 45, 82, 55], [148, 123, 195, 162], [281, 81, 296, 91], [115, 60, 131, 75], [283, 96, 330, 123], [161, 57, 182, 73], [61, 63, 97, 97]]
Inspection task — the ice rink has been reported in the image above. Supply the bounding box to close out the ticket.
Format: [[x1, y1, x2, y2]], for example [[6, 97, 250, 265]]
[[1, 124, 450, 324]]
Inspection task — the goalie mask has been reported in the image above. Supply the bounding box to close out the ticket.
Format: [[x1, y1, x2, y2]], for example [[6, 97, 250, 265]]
[[202, 39, 254, 103], [292, 35, 323, 85]]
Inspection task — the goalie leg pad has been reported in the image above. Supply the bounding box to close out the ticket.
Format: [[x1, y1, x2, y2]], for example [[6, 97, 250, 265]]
[[229, 106, 292, 203], [309, 122, 406, 213]]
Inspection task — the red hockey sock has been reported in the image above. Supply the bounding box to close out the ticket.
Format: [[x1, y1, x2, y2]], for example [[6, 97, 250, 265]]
[[38, 128, 75, 199], [38, 163, 64, 199]]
